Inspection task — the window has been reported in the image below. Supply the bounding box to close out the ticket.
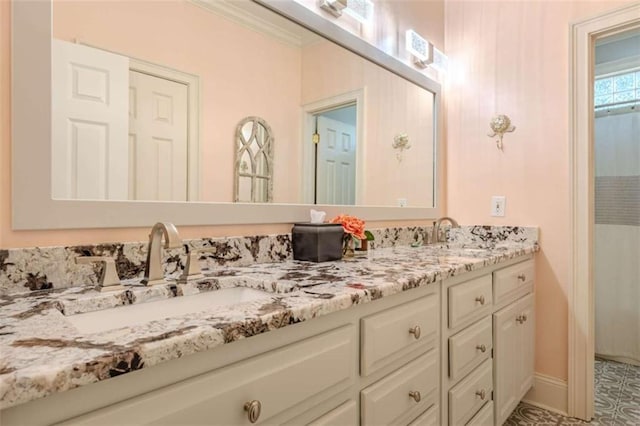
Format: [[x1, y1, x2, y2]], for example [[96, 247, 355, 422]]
[[594, 69, 640, 109]]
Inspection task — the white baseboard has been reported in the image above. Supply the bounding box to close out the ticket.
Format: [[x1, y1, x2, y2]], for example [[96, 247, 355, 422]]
[[522, 373, 568, 416]]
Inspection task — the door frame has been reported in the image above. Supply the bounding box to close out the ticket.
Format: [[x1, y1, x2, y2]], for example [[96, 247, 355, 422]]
[[74, 43, 202, 201], [301, 89, 365, 205], [128, 59, 201, 201], [567, 2, 640, 420]]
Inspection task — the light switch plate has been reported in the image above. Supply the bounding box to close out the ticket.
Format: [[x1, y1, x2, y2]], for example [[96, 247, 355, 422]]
[[491, 196, 506, 217]]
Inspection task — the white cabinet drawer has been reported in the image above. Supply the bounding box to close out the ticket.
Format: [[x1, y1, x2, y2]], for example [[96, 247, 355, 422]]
[[448, 316, 492, 381], [467, 400, 494, 426], [493, 259, 534, 306], [408, 404, 439, 426], [448, 275, 492, 329], [361, 294, 438, 376], [448, 358, 493, 426], [307, 400, 357, 426], [59, 326, 356, 425], [361, 350, 438, 426]]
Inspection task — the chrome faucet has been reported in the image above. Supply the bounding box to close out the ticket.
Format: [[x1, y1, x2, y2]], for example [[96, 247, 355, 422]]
[[431, 217, 459, 244], [142, 222, 182, 286]]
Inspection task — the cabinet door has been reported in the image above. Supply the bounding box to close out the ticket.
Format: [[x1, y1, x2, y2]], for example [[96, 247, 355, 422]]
[[517, 295, 535, 399], [493, 299, 521, 426], [494, 293, 535, 426]]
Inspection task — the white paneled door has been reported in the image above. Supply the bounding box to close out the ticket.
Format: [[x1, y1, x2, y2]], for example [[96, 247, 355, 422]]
[[51, 39, 129, 200], [316, 116, 356, 205], [128, 71, 188, 201]]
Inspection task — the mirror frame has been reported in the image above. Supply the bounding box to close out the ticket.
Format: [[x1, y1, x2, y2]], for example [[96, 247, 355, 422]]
[[11, 0, 443, 230]]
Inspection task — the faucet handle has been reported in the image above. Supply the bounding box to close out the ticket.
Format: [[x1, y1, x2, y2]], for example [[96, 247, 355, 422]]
[[179, 247, 217, 283], [76, 256, 125, 292]]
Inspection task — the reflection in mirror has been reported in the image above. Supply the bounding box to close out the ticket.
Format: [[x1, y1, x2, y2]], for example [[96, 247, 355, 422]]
[[234, 117, 274, 203], [50, 0, 435, 207], [314, 104, 357, 205]]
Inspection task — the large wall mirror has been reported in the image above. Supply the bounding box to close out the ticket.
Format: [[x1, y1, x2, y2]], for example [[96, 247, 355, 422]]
[[12, 0, 442, 229]]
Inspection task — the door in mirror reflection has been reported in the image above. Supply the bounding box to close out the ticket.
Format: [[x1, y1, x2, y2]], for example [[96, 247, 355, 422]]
[[315, 104, 357, 205], [51, 39, 191, 201], [51, 39, 129, 200], [129, 71, 188, 201]]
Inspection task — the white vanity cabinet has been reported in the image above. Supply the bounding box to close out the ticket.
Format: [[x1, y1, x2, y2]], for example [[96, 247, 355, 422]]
[[440, 256, 535, 426], [1, 256, 537, 426], [1, 285, 441, 426]]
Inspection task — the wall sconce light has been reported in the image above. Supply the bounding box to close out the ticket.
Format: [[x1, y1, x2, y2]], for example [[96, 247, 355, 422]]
[[405, 29, 433, 69], [392, 133, 411, 161], [318, 0, 347, 17], [488, 115, 516, 150], [318, 0, 373, 22], [343, 0, 374, 23]]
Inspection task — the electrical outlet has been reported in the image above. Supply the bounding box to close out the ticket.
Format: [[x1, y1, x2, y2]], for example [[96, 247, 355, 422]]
[[398, 198, 408, 207], [491, 196, 506, 217]]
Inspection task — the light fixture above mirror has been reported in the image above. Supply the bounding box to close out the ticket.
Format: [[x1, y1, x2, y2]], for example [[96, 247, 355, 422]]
[[406, 29, 433, 69], [317, 0, 373, 22]]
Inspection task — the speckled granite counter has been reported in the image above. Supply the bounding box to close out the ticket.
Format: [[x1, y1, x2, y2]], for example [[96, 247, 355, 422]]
[[0, 228, 538, 410]]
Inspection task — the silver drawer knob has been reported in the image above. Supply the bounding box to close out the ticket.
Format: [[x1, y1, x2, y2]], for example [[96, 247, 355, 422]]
[[244, 400, 262, 423], [476, 389, 486, 400], [476, 344, 487, 353], [475, 295, 485, 305], [517, 273, 527, 281], [409, 325, 421, 339], [409, 390, 421, 403]]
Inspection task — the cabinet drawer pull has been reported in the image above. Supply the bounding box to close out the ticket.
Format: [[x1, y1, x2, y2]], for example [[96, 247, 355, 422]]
[[475, 389, 486, 400], [522, 314, 528, 322], [408, 390, 421, 403], [244, 400, 262, 423], [475, 295, 485, 305], [476, 344, 487, 353], [517, 273, 527, 281], [409, 325, 421, 339], [516, 315, 524, 324]]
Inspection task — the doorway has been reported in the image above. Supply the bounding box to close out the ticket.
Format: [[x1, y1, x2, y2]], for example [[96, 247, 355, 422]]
[[592, 30, 640, 424], [568, 3, 640, 421], [314, 104, 357, 205], [301, 89, 365, 205]]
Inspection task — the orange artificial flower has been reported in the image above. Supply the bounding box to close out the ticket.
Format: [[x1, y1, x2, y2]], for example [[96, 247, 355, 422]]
[[331, 214, 366, 240]]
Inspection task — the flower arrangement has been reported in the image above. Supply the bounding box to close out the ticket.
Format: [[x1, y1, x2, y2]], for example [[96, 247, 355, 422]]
[[331, 214, 374, 256]]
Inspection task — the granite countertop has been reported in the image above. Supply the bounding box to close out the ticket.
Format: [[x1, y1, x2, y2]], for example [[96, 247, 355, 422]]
[[0, 241, 538, 410]]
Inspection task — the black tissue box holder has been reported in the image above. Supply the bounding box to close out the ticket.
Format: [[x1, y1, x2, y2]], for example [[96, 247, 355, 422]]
[[292, 223, 344, 262]]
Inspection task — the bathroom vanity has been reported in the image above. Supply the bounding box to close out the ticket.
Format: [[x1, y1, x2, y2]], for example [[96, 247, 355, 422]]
[[0, 228, 537, 425]]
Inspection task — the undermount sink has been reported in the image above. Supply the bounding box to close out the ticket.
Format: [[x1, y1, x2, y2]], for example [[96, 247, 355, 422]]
[[65, 287, 273, 334]]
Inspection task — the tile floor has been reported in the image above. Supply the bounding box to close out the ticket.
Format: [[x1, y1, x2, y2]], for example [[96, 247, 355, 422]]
[[504, 358, 640, 425]]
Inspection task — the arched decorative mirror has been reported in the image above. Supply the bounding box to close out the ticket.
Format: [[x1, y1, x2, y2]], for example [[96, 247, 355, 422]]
[[234, 117, 274, 203]]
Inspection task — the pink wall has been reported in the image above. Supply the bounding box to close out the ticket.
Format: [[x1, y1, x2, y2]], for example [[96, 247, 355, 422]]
[[53, 0, 302, 205], [444, 0, 634, 382]]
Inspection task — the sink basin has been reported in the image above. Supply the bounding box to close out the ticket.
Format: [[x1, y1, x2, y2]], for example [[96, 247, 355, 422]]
[[65, 287, 273, 334]]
